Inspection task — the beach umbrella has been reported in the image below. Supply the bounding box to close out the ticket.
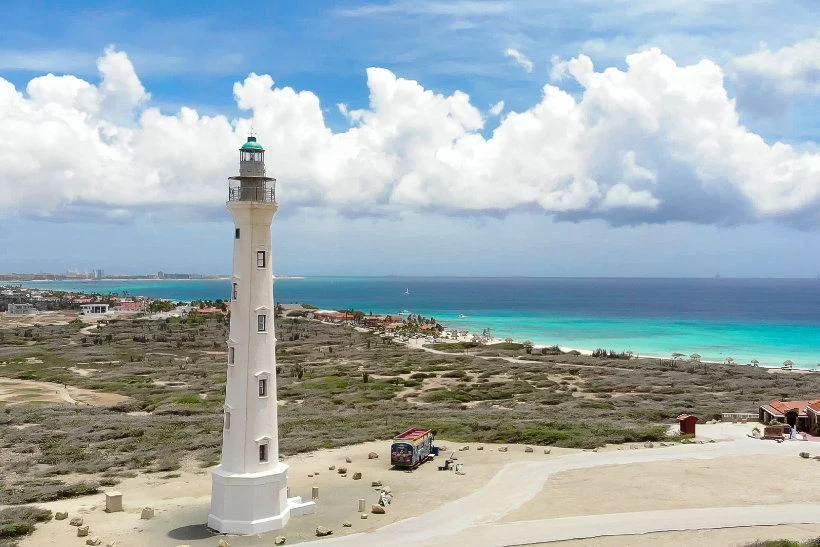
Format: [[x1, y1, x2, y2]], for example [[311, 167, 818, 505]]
[[751, 359, 760, 367], [725, 357, 735, 365], [784, 360, 795, 367], [690, 353, 702, 362]]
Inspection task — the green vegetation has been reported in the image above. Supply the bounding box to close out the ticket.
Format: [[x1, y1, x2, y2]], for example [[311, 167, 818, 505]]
[[148, 300, 175, 313], [4, 313, 820, 506], [425, 341, 479, 352], [0, 506, 52, 545]]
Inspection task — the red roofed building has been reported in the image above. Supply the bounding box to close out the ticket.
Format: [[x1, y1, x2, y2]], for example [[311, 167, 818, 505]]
[[807, 401, 820, 435], [314, 311, 352, 322], [193, 306, 228, 315], [759, 399, 820, 431], [363, 315, 396, 328], [115, 301, 147, 313]]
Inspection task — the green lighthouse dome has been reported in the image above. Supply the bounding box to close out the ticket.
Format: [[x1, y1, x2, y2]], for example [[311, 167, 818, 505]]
[[240, 136, 264, 151]]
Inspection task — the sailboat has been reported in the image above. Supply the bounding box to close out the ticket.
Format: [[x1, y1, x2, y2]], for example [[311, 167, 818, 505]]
[[404, 288, 410, 295]]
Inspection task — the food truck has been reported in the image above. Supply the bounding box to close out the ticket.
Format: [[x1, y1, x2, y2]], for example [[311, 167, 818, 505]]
[[390, 427, 434, 468]]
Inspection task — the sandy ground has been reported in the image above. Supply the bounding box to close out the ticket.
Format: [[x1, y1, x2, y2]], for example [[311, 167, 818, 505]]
[[550, 525, 820, 547], [0, 310, 81, 329], [0, 377, 130, 406], [22, 440, 565, 546], [502, 453, 820, 521], [23, 424, 820, 547]]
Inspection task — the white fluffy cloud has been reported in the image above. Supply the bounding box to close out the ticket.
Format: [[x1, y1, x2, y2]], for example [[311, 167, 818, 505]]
[[488, 100, 505, 116], [504, 48, 534, 73], [733, 38, 820, 116], [735, 38, 820, 96], [1, 46, 819, 225]]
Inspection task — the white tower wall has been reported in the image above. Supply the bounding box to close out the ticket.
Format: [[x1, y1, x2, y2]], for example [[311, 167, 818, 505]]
[[208, 139, 314, 535]]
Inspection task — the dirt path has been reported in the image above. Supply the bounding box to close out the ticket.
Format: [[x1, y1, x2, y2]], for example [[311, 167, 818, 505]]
[[0, 377, 129, 406]]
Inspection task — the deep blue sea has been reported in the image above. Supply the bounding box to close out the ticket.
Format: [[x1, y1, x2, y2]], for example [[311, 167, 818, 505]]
[[18, 277, 820, 368]]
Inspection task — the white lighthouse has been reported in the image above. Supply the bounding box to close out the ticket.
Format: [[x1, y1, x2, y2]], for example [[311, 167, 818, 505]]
[[208, 136, 315, 535]]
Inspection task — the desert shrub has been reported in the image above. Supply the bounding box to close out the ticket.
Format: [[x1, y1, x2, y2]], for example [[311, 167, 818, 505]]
[[1, 479, 99, 505]]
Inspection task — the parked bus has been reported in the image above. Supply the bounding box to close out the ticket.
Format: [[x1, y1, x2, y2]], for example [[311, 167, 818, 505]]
[[390, 427, 434, 468]]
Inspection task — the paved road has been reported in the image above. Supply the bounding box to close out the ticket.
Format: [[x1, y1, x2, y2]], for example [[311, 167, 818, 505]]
[[302, 428, 811, 546], [455, 504, 820, 545]]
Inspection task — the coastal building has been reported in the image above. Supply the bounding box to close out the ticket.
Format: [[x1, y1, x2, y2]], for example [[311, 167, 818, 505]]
[[7, 303, 36, 315], [208, 136, 314, 535], [79, 303, 110, 315], [114, 301, 147, 313], [314, 310, 353, 322], [805, 402, 820, 435], [759, 400, 814, 430]]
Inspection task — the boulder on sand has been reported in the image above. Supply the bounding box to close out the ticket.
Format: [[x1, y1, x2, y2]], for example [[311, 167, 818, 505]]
[[69, 517, 83, 527], [337, 467, 347, 474], [371, 504, 385, 514], [367, 452, 379, 459], [77, 525, 89, 537], [86, 538, 101, 546], [315, 526, 333, 537], [55, 512, 68, 520], [352, 472, 362, 480]]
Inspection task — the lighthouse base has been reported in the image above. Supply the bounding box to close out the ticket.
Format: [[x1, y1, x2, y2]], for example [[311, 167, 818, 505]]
[[208, 463, 315, 535]]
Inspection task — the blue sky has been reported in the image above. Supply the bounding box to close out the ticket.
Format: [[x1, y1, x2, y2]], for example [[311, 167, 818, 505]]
[[0, 1, 819, 276]]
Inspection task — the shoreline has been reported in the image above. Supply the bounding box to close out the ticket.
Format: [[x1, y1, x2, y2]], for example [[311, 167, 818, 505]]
[[10, 280, 820, 370]]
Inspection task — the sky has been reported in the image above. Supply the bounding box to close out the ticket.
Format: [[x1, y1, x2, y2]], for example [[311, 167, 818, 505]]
[[0, 0, 819, 277]]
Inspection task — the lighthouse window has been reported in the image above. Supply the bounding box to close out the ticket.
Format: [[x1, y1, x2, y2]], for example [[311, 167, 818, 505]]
[[258, 378, 268, 397], [228, 346, 234, 365], [224, 412, 231, 429], [259, 443, 268, 463], [257, 314, 267, 332], [232, 283, 237, 300], [235, 228, 240, 239], [257, 251, 266, 268]]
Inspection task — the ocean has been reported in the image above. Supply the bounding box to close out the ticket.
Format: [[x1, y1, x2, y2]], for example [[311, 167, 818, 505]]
[[17, 277, 820, 369]]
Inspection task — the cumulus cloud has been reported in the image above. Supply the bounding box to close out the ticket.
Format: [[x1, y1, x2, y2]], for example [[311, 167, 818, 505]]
[[488, 100, 505, 116], [504, 48, 534, 73], [733, 38, 820, 116], [1, 45, 819, 226]]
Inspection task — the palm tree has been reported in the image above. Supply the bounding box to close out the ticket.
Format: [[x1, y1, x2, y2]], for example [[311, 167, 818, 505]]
[[672, 352, 685, 362], [783, 359, 795, 369]]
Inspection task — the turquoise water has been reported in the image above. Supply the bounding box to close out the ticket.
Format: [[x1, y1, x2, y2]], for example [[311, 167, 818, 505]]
[[18, 277, 820, 368]]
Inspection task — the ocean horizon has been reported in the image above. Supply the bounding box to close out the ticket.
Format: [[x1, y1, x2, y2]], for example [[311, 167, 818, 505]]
[[17, 276, 820, 369]]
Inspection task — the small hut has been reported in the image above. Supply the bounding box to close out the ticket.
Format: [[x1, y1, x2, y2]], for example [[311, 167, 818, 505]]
[[677, 414, 698, 435]]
